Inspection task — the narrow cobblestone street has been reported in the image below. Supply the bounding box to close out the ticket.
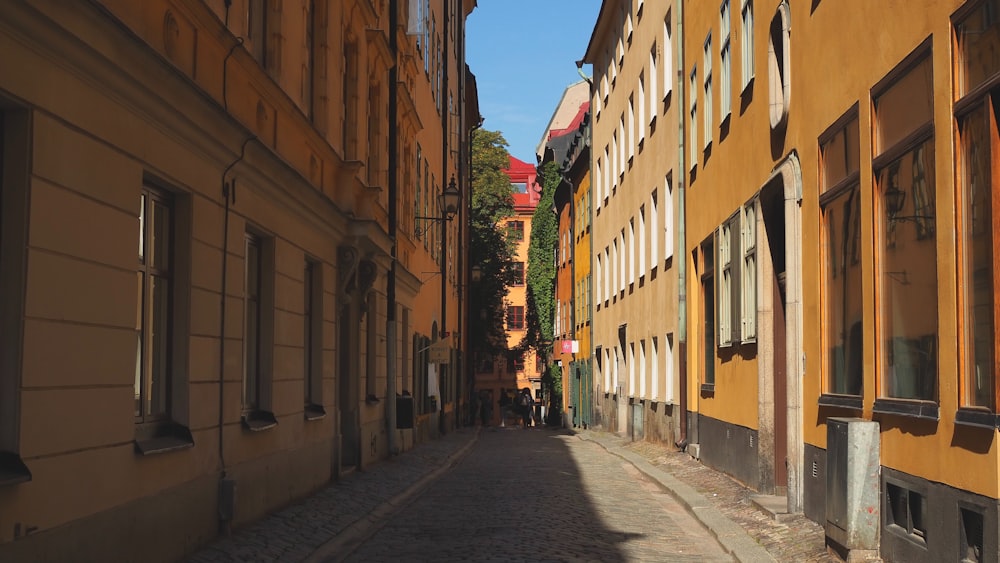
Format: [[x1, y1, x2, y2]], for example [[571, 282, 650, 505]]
[[328, 427, 731, 563]]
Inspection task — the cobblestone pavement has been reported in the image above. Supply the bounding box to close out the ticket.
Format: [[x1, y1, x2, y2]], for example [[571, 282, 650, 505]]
[[187, 428, 478, 563], [329, 427, 731, 563], [187, 424, 839, 563], [596, 431, 838, 563]]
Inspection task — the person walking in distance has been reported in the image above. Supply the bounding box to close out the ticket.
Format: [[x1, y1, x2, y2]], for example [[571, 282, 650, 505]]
[[518, 387, 533, 429]]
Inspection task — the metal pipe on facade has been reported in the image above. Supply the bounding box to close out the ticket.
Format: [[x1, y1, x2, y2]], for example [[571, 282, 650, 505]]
[[386, 0, 399, 455], [675, 0, 690, 449], [439, 0, 450, 434]]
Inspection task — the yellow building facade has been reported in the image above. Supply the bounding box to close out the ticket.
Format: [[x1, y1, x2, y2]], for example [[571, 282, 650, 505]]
[[587, 0, 1000, 560], [0, 0, 475, 561]]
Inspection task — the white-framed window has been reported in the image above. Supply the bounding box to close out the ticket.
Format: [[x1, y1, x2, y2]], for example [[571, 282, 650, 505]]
[[703, 33, 713, 148], [619, 115, 626, 179], [665, 173, 674, 260], [628, 342, 636, 397], [638, 74, 646, 145], [741, 200, 757, 342], [604, 347, 611, 390], [665, 333, 675, 402], [767, 1, 791, 129], [604, 247, 611, 302], [639, 206, 647, 274], [611, 238, 624, 297], [628, 95, 636, 161], [612, 134, 619, 190], [741, 0, 754, 92], [617, 36, 625, 67], [603, 147, 611, 201], [650, 189, 659, 269], [619, 229, 627, 292], [689, 67, 697, 169], [721, 0, 732, 121], [629, 217, 636, 285], [595, 252, 603, 307], [649, 45, 659, 125], [595, 158, 603, 210], [639, 339, 647, 399], [601, 73, 610, 105], [613, 346, 620, 391], [626, 8, 634, 44], [651, 336, 659, 400], [718, 213, 741, 347], [664, 12, 673, 99]]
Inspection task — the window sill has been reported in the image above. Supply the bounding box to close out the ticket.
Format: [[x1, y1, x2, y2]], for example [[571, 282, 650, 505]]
[[0, 452, 31, 485], [872, 398, 939, 421], [818, 394, 863, 410], [700, 383, 715, 394], [134, 422, 194, 456], [305, 404, 327, 421], [242, 410, 278, 432], [955, 407, 999, 430]]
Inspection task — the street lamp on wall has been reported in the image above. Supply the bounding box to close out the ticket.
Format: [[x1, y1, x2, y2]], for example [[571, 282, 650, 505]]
[[415, 176, 461, 237]]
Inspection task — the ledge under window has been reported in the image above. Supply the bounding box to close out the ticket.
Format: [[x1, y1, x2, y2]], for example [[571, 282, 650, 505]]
[[955, 407, 1000, 430], [242, 410, 278, 432], [134, 421, 194, 456], [304, 403, 327, 421], [872, 398, 939, 421], [0, 451, 31, 485], [818, 394, 863, 410], [700, 383, 716, 394]]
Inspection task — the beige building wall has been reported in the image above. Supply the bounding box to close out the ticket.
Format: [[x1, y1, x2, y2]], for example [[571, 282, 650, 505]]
[[585, 0, 681, 444], [0, 1, 473, 561]]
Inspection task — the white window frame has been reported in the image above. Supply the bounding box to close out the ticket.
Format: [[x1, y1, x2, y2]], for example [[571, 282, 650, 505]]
[[628, 95, 636, 161], [721, 0, 732, 121], [628, 218, 636, 286], [639, 205, 647, 275], [650, 189, 659, 269], [664, 13, 673, 99], [628, 342, 636, 397], [619, 229, 626, 292], [639, 339, 647, 399], [703, 33, 713, 148], [619, 115, 626, 180], [651, 336, 659, 400], [649, 45, 658, 126], [665, 333, 675, 403], [741, 199, 758, 342], [718, 212, 741, 347], [665, 174, 674, 260], [638, 74, 646, 146], [689, 68, 697, 169], [741, 0, 754, 92]]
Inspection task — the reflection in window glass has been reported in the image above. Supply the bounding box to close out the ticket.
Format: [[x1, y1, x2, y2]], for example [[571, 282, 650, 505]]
[[823, 185, 863, 395], [957, 0, 1000, 97], [960, 105, 994, 408], [874, 57, 932, 153]]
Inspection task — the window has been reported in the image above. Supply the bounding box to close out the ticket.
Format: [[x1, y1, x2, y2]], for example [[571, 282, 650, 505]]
[[247, 0, 267, 65], [507, 219, 524, 241], [638, 75, 646, 145], [243, 232, 276, 429], [595, 254, 603, 308], [767, 1, 790, 129], [664, 13, 673, 99], [136, 188, 173, 425], [343, 39, 359, 160], [304, 260, 324, 417], [740, 0, 755, 92], [649, 45, 658, 126], [612, 134, 619, 190], [604, 247, 611, 303], [628, 218, 636, 285], [628, 342, 636, 397], [819, 111, 862, 397], [507, 305, 525, 330], [721, 0, 732, 121], [651, 336, 659, 400], [704, 33, 713, 147], [665, 173, 674, 260], [603, 146, 611, 201], [619, 114, 626, 179], [741, 201, 757, 342], [612, 239, 619, 297], [873, 50, 937, 405], [665, 333, 675, 402], [639, 206, 646, 275], [619, 229, 626, 293], [717, 216, 740, 347], [512, 261, 525, 285], [639, 339, 647, 399], [689, 68, 698, 169], [955, 2, 1000, 413], [650, 190, 659, 269], [595, 159, 603, 211], [701, 238, 716, 387], [511, 182, 527, 193]]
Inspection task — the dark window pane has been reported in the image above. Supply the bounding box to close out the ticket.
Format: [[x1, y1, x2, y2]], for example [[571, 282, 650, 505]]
[[149, 275, 170, 418], [875, 57, 932, 153], [151, 199, 170, 271], [957, 0, 1000, 96], [878, 140, 938, 400], [823, 185, 863, 395], [960, 104, 995, 408]]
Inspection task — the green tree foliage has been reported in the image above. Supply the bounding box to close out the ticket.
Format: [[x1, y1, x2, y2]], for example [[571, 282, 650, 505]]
[[525, 161, 560, 356], [469, 129, 518, 356]]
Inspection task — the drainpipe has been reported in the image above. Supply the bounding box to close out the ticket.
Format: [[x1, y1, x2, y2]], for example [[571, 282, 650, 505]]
[[439, 0, 450, 434], [675, 0, 690, 449], [386, 0, 399, 455]]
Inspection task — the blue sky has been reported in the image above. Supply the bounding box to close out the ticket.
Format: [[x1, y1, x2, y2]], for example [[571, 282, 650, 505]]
[[466, 0, 602, 164]]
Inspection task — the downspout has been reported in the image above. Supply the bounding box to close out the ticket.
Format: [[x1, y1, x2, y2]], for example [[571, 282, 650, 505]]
[[386, 0, 399, 455], [439, 0, 450, 433], [218, 135, 254, 533], [675, 0, 690, 449], [456, 12, 468, 428]]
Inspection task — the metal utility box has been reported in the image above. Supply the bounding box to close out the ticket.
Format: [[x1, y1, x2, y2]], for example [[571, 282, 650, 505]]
[[826, 417, 880, 553]]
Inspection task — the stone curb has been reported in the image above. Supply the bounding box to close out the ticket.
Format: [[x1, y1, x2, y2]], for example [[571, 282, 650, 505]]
[[578, 430, 777, 563], [304, 427, 481, 563]]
